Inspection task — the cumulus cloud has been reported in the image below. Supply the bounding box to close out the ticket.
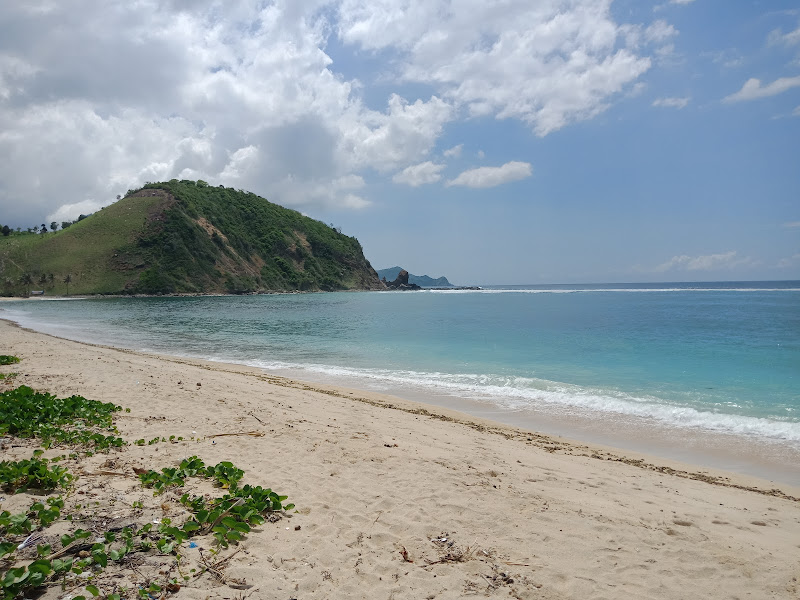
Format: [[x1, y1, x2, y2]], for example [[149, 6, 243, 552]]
[[446, 161, 532, 189], [392, 161, 445, 186], [723, 76, 800, 102], [0, 0, 667, 225], [652, 96, 689, 108], [337, 0, 655, 136], [655, 251, 758, 272]]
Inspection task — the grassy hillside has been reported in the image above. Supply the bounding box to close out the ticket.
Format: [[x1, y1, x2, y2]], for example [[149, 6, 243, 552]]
[[0, 181, 382, 295]]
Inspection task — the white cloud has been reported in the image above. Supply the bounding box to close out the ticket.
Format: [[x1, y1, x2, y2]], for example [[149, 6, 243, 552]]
[[344, 94, 453, 172], [337, 1, 655, 136], [768, 24, 800, 47], [47, 199, 109, 225], [653, 1, 694, 13], [446, 161, 532, 189], [644, 20, 678, 44], [783, 221, 800, 228], [340, 193, 371, 209], [723, 76, 800, 102], [655, 251, 758, 272], [443, 144, 463, 158], [392, 161, 445, 186], [793, 106, 800, 117], [652, 96, 689, 109]]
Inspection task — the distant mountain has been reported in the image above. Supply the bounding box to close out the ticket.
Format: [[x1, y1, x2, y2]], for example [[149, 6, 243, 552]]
[[376, 266, 453, 287], [0, 180, 383, 296]]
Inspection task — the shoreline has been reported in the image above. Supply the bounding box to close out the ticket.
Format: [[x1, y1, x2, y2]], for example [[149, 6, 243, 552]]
[[2, 319, 800, 598], [2, 317, 798, 500], [261, 363, 800, 487], [2, 309, 799, 488]]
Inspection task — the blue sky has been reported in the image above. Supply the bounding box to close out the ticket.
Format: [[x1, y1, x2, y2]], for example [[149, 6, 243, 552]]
[[0, 1, 798, 284]]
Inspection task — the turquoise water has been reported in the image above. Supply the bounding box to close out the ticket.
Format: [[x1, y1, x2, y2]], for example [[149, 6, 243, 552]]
[[2, 282, 799, 462]]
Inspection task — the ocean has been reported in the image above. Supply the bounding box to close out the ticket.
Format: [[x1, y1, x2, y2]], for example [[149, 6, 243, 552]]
[[2, 281, 798, 484]]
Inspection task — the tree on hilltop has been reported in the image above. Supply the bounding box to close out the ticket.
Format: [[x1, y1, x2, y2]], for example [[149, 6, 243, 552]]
[[1, 225, 10, 237]]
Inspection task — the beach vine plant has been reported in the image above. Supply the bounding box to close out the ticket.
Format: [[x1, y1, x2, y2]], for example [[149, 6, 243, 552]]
[[0, 452, 73, 493], [0, 386, 126, 453], [0, 356, 20, 366], [0, 384, 295, 600]]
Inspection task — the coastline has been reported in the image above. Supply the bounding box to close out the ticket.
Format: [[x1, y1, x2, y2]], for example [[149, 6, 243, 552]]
[[2, 318, 800, 598]]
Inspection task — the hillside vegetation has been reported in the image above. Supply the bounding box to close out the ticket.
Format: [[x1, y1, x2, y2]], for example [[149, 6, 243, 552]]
[[0, 181, 383, 295]]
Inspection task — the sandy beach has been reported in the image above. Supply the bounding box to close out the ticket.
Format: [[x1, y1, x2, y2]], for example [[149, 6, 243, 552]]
[[2, 318, 799, 599]]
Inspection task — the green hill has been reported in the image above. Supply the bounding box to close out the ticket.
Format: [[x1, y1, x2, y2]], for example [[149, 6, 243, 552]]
[[0, 180, 383, 296]]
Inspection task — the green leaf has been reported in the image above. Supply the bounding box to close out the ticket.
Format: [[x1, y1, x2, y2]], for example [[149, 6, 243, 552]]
[[27, 560, 53, 576], [52, 557, 73, 572], [2, 567, 29, 586], [195, 509, 209, 523], [92, 550, 108, 568], [230, 521, 250, 533], [86, 584, 100, 596], [221, 517, 240, 529]]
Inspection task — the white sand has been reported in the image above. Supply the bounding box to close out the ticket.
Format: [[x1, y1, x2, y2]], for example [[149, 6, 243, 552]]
[[2, 319, 799, 599]]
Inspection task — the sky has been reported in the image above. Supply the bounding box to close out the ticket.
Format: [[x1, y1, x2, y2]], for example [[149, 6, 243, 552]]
[[0, 1, 798, 285]]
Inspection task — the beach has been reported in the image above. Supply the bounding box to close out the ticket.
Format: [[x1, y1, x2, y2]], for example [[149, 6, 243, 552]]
[[2, 318, 799, 599]]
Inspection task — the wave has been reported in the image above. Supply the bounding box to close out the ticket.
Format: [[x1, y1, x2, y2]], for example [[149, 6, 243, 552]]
[[236, 359, 800, 445], [423, 287, 800, 294]]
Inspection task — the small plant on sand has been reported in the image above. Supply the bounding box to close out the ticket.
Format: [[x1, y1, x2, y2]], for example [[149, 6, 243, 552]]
[[0, 453, 73, 493], [0, 386, 124, 452], [0, 356, 20, 366]]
